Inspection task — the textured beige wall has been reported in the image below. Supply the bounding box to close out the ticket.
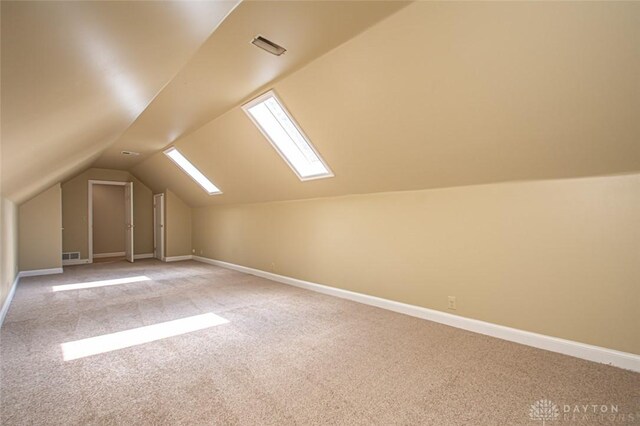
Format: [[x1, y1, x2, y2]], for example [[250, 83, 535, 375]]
[[193, 174, 640, 355], [165, 189, 192, 257], [62, 168, 154, 258], [18, 184, 62, 271], [92, 185, 125, 255], [0, 198, 19, 313]]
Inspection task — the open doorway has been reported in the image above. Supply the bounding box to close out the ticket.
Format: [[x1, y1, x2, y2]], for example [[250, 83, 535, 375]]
[[153, 193, 165, 261], [88, 180, 134, 263]]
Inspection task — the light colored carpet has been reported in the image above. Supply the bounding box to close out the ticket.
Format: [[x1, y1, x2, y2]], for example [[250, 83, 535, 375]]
[[1, 260, 638, 425]]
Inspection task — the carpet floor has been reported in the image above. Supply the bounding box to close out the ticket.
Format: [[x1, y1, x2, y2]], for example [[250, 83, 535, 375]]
[[1, 260, 638, 425]]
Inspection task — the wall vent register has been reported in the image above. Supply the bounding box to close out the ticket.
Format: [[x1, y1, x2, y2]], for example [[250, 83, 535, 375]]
[[62, 252, 81, 260]]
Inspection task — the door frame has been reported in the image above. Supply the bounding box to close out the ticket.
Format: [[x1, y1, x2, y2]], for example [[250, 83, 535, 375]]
[[153, 193, 165, 261], [88, 180, 132, 263]]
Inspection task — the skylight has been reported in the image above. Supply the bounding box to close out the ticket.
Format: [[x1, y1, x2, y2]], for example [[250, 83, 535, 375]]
[[164, 147, 221, 195], [242, 90, 333, 180]]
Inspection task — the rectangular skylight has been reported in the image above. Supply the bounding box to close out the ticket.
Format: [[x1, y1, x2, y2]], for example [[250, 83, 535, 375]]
[[164, 147, 221, 195], [242, 90, 333, 180]]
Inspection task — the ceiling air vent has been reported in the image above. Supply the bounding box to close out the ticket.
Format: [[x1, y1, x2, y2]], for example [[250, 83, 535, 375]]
[[251, 35, 286, 56], [121, 150, 140, 156]]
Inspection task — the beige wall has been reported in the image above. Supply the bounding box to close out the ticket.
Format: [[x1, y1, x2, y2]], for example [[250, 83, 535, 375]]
[[193, 174, 640, 355], [165, 189, 192, 257], [18, 184, 62, 271], [92, 185, 125, 255], [0, 198, 19, 313], [62, 168, 154, 258]]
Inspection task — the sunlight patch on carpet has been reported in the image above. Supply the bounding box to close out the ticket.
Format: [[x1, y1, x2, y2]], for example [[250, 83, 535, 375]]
[[52, 275, 151, 291], [61, 313, 229, 360]]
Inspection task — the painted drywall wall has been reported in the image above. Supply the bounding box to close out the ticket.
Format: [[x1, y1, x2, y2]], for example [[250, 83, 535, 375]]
[[92, 185, 125, 255], [61, 168, 154, 258], [165, 189, 192, 257], [134, 1, 640, 207], [192, 174, 640, 355], [18, 184, 62, 271], [0, 198, 19, 314]]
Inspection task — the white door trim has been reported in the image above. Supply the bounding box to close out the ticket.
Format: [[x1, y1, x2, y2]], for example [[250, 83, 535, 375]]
[[153, 193, 165, 261], [88, 180, 131, 264], [124, 182, 134, 263]]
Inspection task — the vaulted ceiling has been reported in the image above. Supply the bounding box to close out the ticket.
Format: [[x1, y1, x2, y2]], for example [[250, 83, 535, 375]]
[[134, 1, 640, 207], [2, 1, 639, 207], [93, 1, 410, 171], [1, 0, 409, 204], [1, 0, 239, 203]]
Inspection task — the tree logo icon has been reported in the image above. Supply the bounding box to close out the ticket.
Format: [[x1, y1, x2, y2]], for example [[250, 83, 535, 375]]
[[529, 399, 559, 424]]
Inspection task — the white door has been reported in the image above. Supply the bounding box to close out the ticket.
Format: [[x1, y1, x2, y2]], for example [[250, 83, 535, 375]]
[[124, 182, 134, 263], [153, 193, 164, 261]]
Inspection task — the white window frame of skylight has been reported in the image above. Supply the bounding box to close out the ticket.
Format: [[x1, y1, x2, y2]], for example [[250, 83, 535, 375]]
[[242, 90, 334, 181], [163, 147, 222, 195]]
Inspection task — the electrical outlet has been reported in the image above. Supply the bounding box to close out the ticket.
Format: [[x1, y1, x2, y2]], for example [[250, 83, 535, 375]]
[[270, 262, 276, 272], [447, 296, 457, 310], [192, 249, 195, 254]]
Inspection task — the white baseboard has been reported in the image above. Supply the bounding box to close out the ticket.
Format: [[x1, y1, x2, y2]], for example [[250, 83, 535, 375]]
[[18, 268, 63, 278], [192, 256, 640, 373], [165, 255, 193, 262], [63, 259, 90, 266], [134, 253, 154, 260], [93, 252, 125, 259], [0, 274, 19, 328]]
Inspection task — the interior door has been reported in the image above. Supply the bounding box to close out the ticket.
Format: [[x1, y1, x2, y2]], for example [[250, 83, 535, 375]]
[[153, 193, 164, 260], [124, 182, 134, 263]]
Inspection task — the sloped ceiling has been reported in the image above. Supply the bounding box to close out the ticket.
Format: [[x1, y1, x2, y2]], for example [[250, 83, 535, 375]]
[[1, 0, 410, 205], [3, 2, 639, 208], [93, 1, 411, 170], [133, 1, 640, 207], [1, 0, 240, 203]]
